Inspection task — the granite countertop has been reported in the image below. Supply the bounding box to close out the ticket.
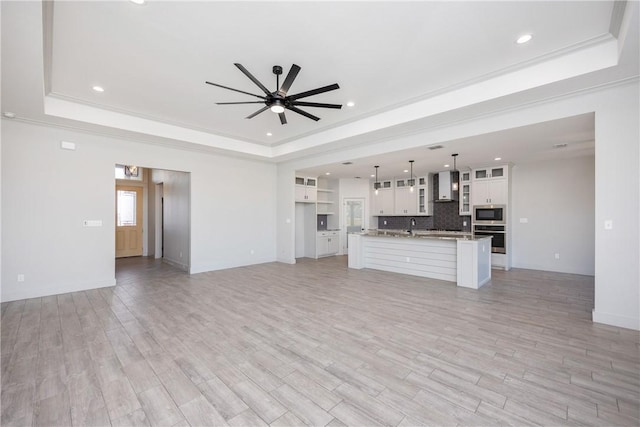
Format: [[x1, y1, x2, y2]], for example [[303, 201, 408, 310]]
[[361, 229, 490, 241]]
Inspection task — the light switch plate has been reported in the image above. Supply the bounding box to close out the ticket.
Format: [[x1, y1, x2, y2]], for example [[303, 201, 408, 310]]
[[519, 218, 528, 223], [83, 220, 102, 227], [60, 141, 76, 150]]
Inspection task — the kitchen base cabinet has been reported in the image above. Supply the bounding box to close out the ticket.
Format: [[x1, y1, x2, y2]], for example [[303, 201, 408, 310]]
[[491, 253, 511, 271], [316, 231, 339, 258], [348, 234, 492, 288], [457, 238, 492, 289]]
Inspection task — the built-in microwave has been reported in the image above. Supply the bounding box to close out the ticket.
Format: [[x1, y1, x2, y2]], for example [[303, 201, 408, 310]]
[[473, 205, 505, 224]]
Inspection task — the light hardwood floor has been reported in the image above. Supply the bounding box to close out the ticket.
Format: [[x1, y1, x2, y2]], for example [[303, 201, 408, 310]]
[[1, 256, 638, 426]]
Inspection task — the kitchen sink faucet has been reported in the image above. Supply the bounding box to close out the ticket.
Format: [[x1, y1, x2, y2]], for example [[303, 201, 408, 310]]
[[408, 217, 417, 235]]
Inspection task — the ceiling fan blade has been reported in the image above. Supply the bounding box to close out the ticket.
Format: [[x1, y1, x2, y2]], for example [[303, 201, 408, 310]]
[[246, 106, 270, 119], [279, 112, 287, 125], [287, 106, 320, 121], [234, 63, 271, 96], [288, 83, 340, 101], [206, 81, 266, 100], [291, 101, 342, 109], [216, 101, 265, 105], [278, 64, 301, 97]]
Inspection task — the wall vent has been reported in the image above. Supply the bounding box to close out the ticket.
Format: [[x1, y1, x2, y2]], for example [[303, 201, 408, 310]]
[[428, 145, 444, 150]]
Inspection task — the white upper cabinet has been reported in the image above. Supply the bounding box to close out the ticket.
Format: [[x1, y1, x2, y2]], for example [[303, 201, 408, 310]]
[[372, 181, 394, 215], [417, 175, 433, 216], [459, 170, 472, 215], [295, 176, 317, 203], [472, 166, 508, 205], [473, 166, 506, 181], [394, 178, 417, 215], [472, 180, 507, 205]]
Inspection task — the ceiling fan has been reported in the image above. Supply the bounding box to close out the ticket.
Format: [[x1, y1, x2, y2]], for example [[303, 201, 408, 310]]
[[206, 63, 342, 125]]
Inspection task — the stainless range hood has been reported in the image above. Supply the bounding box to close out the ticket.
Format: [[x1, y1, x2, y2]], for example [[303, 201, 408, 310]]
[[437, 171, 458, 202]]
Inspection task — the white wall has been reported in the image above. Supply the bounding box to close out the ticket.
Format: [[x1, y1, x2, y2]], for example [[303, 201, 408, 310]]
[[511, 156, 595, 275], [593, 83, 639, 330], [1, 120, 277, 301], [151, 169, 190, 270]]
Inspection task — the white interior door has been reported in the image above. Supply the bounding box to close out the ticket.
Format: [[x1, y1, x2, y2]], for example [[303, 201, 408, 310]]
[[342, 198, 365, 253]]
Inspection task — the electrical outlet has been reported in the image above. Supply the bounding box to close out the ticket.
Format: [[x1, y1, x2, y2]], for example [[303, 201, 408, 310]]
[[179, 251, 183, 258], [17, 274, 24, 282], [555, 253, 560, 260], [383, 220, 387, 225], [405, 257, 410, 263], [250, 249, 254, 255], [520, 218, 529, 223], [463, 220, 467, 226], [320, 220, 324, 225]]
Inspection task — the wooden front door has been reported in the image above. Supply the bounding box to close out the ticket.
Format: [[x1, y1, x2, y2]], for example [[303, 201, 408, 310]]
[[115, 185, 143, 258]]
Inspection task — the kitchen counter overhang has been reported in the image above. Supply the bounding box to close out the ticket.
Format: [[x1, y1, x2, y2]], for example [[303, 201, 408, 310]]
[[348, 232, 492, 289]]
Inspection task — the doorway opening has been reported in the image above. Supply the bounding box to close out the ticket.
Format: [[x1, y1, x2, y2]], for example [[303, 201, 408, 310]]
[[342, 197, 365, 254], [115, 185, 143, 258], [114, 164, 191, 277]]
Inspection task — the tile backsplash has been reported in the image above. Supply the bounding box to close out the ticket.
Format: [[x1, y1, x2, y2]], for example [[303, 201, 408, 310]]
[[376, 171, 471, 231], [377, 216, 433, 230], [317, 215, 328, 231]]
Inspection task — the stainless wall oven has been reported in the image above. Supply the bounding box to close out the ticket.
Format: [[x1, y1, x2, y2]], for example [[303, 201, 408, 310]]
[[473, 205, 505, 224], [473, 224, 506, 254]]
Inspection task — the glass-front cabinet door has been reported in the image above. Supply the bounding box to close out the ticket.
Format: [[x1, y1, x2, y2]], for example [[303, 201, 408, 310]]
[[459, 171, 471, 215]]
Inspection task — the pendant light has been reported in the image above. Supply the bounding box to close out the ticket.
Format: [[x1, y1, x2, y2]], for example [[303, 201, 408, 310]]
[[451, 153, 459, 191], [374, 165, 380, 195], [409, 160, 415, 193]]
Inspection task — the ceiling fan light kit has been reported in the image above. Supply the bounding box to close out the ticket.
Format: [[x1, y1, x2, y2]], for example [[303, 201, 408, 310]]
[[206, 63, 342, 125]]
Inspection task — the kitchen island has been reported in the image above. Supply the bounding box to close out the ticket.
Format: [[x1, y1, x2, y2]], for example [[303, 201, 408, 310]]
[[348, 231, 492, 289]]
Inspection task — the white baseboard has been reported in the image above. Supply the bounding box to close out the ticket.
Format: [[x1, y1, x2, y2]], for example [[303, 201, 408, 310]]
[[593, 309, 640, 331], [1, 278, 116, 302], [162, 257, 189, 271], [189, 257, 278, 274]]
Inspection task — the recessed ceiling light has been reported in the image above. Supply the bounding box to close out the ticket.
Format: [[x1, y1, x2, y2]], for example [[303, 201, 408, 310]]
[[444, 164, 450, 168], [325, 172, 331, 175], [92, 86, 104, 92], [266, 132, 272, 136], [516, 34, 532, 44], [494, 157, 502, 161], [346, 101, 355, 107], [130, 0, 145, 4], [370, 174, 375, 178], [553, 143, 568, 149], [3, 112, 16, 118], [403, 169, 409, 173]]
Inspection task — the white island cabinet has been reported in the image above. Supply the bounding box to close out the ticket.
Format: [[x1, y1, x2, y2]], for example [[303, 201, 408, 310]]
[[348, 232, 492, 289], [456, 238, 492, 289]]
